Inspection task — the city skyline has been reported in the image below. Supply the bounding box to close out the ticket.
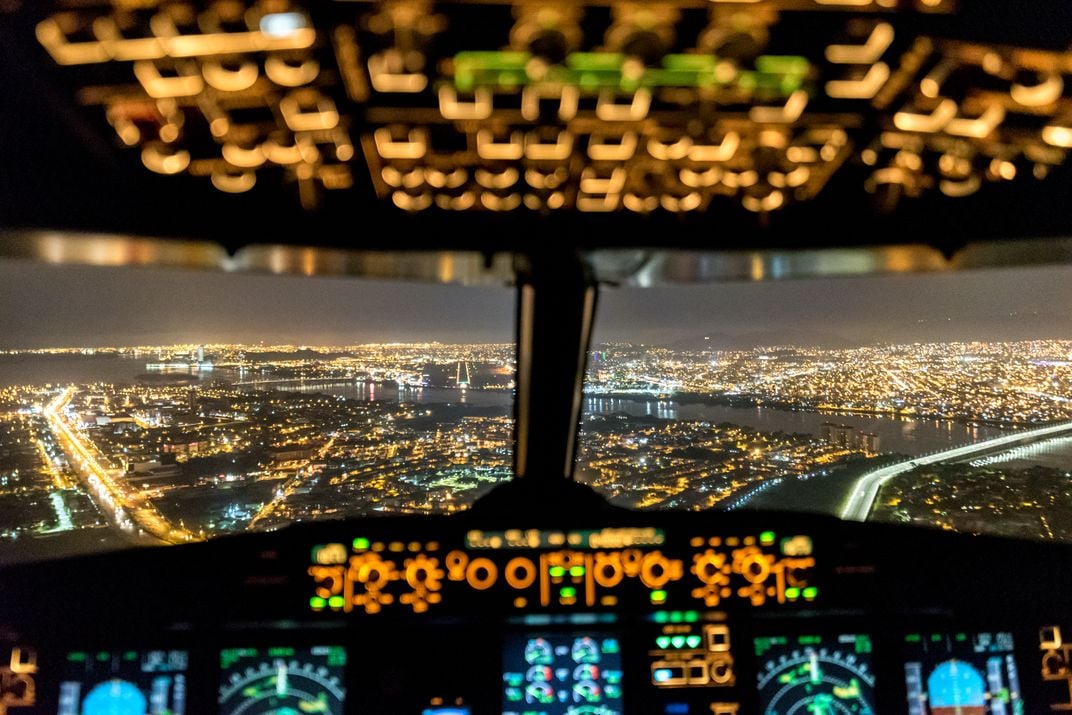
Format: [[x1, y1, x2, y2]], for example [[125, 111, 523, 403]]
[[5, 259, 1072, 349]]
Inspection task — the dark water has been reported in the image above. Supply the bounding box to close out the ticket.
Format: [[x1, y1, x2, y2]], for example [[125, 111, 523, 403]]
[[0, 354, 188, 386], [582, 396, 1010, 457], [0, 354, 511, 406], [248, 380, 515, 407]]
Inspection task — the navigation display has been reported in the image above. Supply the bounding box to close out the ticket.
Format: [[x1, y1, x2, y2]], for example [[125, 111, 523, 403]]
[[904, 631, 1024, 715], [218, 646, 347, 715], [754, 633, 875, 715], [57, 649, 188, 715], [502, 633, 624, 715]]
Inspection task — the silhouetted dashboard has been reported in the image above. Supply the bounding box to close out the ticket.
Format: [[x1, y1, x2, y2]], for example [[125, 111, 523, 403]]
[[3, 504, 1072, 714]]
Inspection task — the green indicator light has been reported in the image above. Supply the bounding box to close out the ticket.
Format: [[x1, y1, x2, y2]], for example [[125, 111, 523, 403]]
[[856, 635, 873, 654], [799, 636, 822, 646], [454, 50, 531, 70], [328, 596, 345, 608], [602, 639, 620, 654], [67, 652, 87, 663], [310, 596, 326, 609], [569, 566, 585, 577], [759, 531, 776, 545], [667, 609, 682, 621], [652, 590, 668, 604], [96, 652, 110, 662], [663, 54, 716, 72], [756, 55, 811, 76], [684, 611, 699, 623], [932, 634, 943, 642], [268, 648, 295, 658], [353, 537, 370, 550], [327, 648, 347, 667], [905, 634, 922, 643], [656, 636, 672, 649], [686, 635, 703, 649], [785, 587, 800, 599], [956, 633, 968, 642], [653, 611, 669, 624], [802, 586, 818, 600], [123, 651, 137, 662], [568, 52, 625, 72], [549, 566, 566, 578], [220, 649, 248, 670], [560, 587, 577, 599], [670, 636, 687, 649]]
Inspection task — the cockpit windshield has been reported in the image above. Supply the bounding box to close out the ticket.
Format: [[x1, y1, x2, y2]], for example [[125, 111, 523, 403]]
[[0, 255, 516, 565], [578, 261, 1072, 542]]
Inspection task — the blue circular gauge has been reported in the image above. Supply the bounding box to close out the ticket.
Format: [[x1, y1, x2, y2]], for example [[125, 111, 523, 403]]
[[525, 638, 554, 665], [82, 679, 147, 715], [571, 637, 600, 665], [927, 659, 986, 709]]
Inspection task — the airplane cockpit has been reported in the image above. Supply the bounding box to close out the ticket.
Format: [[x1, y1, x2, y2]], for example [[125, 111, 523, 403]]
[[2, 1, 1072, 713]]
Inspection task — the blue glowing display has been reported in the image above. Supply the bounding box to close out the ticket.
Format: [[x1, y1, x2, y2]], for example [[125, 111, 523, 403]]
[[903, 632, 1024, 715], [503, 633, 623, 715], [927, 660, 987, 708], [82, 680, 146, 715], [57, 650, 187, 715]]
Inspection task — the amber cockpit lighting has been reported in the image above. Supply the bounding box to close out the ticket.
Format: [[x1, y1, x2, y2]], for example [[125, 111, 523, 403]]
[[15, 0, 1072, 215]]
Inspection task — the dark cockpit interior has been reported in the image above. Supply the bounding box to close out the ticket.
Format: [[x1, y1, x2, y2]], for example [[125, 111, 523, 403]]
[[3, 1, 1072, 714]]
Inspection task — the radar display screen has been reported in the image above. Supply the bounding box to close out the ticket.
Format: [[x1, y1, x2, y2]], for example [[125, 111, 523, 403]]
[[218, 646, 347, 715], [755, 633, 875, 715], [502, 633, 624, 715], [57, 649, 188, 715], [903, 631, 1024, 715]]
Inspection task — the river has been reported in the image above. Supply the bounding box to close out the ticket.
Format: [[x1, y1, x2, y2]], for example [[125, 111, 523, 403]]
[[581, 396, 1011, 458]]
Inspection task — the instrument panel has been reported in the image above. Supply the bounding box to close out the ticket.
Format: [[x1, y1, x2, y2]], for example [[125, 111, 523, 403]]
[[3, 509, 1072, 714]]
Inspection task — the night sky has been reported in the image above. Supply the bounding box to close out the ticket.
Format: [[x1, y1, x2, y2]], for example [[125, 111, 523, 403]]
[[2, 258, 1072, 350], [0, 259, 516, 348], [596, 264, 1072, 348]]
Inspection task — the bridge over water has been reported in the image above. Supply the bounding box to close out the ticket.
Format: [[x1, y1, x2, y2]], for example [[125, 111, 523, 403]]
[[839, 420, 1072, 521]]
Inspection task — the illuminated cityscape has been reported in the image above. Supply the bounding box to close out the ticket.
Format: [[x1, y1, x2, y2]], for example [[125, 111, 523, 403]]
[[0, 343, 515, 561], [2, 336, 1071, 561]]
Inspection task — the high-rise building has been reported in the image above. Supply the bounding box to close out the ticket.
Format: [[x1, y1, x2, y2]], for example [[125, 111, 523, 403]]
[[858, 432, 881, 455]]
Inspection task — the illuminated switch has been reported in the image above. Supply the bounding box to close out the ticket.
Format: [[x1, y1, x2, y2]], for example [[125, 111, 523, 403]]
[[596, 89, 652, 122], [705, 625, 731, 653], [438, 86, 493, 120], [652, 662, 687, 687], [685, 660, 710, 685]]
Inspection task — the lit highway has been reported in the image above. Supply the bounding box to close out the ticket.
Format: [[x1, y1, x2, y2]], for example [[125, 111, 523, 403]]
[[43, 387, 201, 545], [839, 420, 1072, 521], [247, 435, 337, 530]]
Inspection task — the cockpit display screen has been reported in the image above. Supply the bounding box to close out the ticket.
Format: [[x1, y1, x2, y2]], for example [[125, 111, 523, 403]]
[[903, 631, 1024, 715], [502, 632, 624, 715], [218, 646, 347, 715], [57, 649, 188, 715], [754, 633, 875, 715]]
